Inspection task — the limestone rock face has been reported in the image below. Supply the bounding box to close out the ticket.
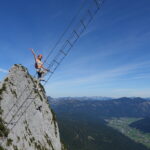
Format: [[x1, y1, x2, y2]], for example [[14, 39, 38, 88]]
[[0, 64, 63, 150]]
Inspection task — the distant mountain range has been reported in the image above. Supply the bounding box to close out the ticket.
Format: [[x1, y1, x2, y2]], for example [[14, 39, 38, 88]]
[[49, 96, 150, 150], [48, 96, 113, 101], [49, 96, 150, 102], [49, 97, 150, 118]]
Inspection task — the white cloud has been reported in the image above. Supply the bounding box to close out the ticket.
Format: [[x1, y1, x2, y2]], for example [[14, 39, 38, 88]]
[[0, 68, 8, 73], [45, 59, 150, 98], [46, 60, 150, 90]]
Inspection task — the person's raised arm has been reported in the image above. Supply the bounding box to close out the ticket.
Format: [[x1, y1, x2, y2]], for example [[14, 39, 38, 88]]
[[29, 48, 37, 61]]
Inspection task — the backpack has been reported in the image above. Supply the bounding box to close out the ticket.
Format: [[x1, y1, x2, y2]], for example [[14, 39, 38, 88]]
[[35, 62, 38, 69]]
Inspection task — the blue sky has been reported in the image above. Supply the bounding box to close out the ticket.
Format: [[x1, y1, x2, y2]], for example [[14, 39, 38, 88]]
[[0, 0, 150, 98]]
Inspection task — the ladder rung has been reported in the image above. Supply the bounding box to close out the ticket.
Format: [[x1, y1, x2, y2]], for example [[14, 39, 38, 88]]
[[60, 50, 67, 56], [73, 30, 80, 38], [94, 0, 100, 8], [49, 70, 54, 74], [80, 20, 86, 29], [67, 40, 73, 47], [53, 59, 59, 65]]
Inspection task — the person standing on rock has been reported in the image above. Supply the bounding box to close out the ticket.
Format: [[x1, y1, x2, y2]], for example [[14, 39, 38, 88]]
[[29, 48, 49, 81]]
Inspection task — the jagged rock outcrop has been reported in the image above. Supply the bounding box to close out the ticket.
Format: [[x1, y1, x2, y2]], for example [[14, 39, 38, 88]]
[[0, 64, 64, 150]]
